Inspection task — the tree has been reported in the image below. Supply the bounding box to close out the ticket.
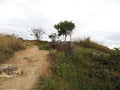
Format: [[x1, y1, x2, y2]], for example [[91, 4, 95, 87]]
[[49, 33, 57, 43], [31, 27, 45, 41], [54, 21, 75, 42]]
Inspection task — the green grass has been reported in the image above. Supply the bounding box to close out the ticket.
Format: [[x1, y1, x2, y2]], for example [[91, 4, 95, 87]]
[[35, 40, 120, 90], [36, 50, 92, 90], [0, 34, 25, 63], [35, 41, 49, 50]]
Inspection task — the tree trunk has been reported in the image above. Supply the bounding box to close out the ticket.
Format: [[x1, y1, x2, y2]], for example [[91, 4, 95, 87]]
[[65, 35, 67, 42], [70, 33, 72, 42]]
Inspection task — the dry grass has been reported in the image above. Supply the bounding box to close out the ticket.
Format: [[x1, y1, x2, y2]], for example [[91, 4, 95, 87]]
[[0, 34, 25, 63], [75, 37, 110, 53]]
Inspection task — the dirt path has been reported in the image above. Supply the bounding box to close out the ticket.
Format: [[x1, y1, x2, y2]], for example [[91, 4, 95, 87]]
[[0, 46, 49, 90]]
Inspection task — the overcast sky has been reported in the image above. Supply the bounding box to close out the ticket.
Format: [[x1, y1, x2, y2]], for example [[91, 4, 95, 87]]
[[0, 0, 120, 48]]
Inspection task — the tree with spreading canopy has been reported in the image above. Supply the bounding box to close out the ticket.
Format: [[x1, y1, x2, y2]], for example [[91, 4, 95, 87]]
[[54, 21, 75, 42]]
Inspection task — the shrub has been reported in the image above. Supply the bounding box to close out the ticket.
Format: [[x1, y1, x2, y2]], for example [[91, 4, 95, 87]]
[[51, 42, 76, 59], [36, 40, 120, 90], [35, 41, 49, 50], [0, 34, 25, 63], [36, 50, 92, 90]]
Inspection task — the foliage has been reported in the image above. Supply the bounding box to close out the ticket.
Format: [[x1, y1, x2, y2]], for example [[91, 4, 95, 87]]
[[36, 50, 92, 90], [54, 42, 76, 59], [35, 22, 119, 90], [54, 21, 75, 41], [0, 34, 25, 63], [36, 41, 120, 90], [109, 48, 120, 71], [35, 41, 49, 50], [49, 33, 57, 43]]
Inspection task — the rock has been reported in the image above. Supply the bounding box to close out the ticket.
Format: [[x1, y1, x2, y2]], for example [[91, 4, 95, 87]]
[[23, 56, 29, 60], [0, 64, 22, 78]]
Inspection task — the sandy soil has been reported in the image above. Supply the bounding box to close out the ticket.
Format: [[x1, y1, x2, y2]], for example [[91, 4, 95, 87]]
[[0, 46, 49, 90]]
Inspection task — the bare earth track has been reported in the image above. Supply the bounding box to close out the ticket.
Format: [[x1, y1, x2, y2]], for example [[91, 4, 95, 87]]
[[0, 46, 49, 90]]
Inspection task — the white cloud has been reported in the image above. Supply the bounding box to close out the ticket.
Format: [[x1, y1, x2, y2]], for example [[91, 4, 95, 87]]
[[0, 0, 120, 48]]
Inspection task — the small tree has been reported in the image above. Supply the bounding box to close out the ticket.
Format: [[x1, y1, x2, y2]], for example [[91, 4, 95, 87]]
[[31, 27, 45, 41], [49, 33, 57, 49], [54, 21, 75, 42], [49, 33, 57, 43]]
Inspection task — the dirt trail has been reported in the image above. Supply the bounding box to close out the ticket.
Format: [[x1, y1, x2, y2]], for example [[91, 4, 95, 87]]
[[0, 46, 49, 90]]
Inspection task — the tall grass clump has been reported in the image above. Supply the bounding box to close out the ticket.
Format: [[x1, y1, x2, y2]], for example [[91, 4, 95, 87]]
[[0, 34, 25, 63], [76, 37, 110, 53]]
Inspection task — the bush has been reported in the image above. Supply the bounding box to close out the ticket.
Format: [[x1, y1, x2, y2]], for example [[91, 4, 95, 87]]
[[35, 76, 61, 90], [109, 48, 120, 71], [0, 34, 25, 63], [35, 41, 49, 50], [36, 50, 92, 90], [35, 40, 120, 90]]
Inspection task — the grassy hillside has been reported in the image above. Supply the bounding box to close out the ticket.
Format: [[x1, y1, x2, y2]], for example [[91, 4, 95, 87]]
[[35, 39, 120, 90], [0, 34, 25, 63], [75, 37, 110, 53]]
